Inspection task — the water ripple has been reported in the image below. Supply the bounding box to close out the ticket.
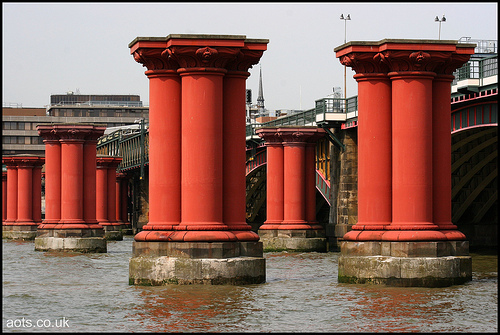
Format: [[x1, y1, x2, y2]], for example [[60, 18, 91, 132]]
[[2, 237, 497, 332]]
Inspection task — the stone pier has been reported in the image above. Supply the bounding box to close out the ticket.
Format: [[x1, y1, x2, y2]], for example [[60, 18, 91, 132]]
[[2, 155, 44, 240], [128, 34, 268, 285], [335, 39, 476, 286], [35, 123, 107, 252], [256, 127, 327, 252]]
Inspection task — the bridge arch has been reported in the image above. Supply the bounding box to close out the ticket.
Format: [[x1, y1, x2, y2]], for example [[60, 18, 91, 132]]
[[451, 124, 497, 247]]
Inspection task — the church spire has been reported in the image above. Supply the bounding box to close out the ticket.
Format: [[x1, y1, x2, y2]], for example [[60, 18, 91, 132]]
[[257, 65, 265, 116]]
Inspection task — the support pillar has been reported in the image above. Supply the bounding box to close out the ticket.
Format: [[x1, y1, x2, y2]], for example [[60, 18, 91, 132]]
[[432, 73, 466, 240], [36, 123, 107, 252], [335, 39, 475, 287], [41, 136, 61, 224], [257, 129, 284, 229], [128, 34, 268, 285], [256, 127, 326, 252], [343, 72, 392, 241], [135, 68, 182, 241], [96, 156, 123, 240], [4, 161, 18, 225], [2, 155, 44, 240], [116, 172, 132, 234], [223, 70, 260, 241], [2, 171, 6, 222]]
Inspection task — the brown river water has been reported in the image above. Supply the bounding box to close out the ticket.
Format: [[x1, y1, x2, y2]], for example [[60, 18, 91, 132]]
[[2, 236, 497, 332]]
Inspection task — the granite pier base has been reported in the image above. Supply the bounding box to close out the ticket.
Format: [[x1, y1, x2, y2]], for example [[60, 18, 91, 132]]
[[338, 240, 472, 287], [129, 241, 266, 285], [34, 228, 107, 253]]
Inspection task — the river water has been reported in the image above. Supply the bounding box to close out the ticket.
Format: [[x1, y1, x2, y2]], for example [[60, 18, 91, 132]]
[[2, 236, 497, 333]]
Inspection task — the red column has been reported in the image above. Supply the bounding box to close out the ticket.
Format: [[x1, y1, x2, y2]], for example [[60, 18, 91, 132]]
[[336, 41, 475, 243], [348, 74, 392, 240], [432, 73, 466, 240], [305, 141, 320, 228], [39, 137, 61, 224], [145, 70, 181, 230], [4, 161, 18, 224], [2, 171, 7, 222], [116, 173, 129, 225], [83, 134, 100, 224], [130, 36, 267, 243], [115, 172, 124, 224], [223, 71, 259, 241], [130, 42, 182, 241], [16, 161, 34, 224], [384, 71, 444, 240], [37, 124, 105, 229], [60, 137, 85, 224], [256, 129, 284, 229], [179, 68, 232, 241], [282, 133, 308, 228], [106, 158, 122, 226], [96, 157, 110, 225], [32, 164, 43, 224]]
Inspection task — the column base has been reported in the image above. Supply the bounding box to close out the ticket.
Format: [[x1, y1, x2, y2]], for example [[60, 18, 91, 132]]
[[258, 229, 326, 252], [3, 224, 39, 240], [101, 224, 124, 241], [338, 240, 472, 287], [129, 241, 265, 285]]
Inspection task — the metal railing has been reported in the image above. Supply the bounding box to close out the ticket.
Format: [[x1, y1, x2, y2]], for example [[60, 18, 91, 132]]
[[246, 95, 358, 138], [453, 54, 498, 83], [96, 119, 148, 175]]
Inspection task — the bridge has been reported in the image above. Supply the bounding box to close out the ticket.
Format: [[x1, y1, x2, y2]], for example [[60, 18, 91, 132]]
[[96, 45, 497, 250]]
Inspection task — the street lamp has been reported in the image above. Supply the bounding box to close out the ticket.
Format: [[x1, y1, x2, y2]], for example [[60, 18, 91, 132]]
[[340, 14, 351, 100], [435, 14, 446, 40]]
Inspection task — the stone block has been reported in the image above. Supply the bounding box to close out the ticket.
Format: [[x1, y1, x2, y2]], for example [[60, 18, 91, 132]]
[[2, 230, 37, 240], [34, 237, 106, 253], [129, 255, 266, 285], [257, 229, 278, 238], [132, 241, 243, 259], [340, 241, 382, 256], [239, 241, 263, 257], [261, 237, 326, 252], [338, 254, 472, 287], [391, 241, 440, 257]]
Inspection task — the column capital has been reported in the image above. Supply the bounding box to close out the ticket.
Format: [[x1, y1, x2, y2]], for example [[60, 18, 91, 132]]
[[226, 45, 268, 72], [37, 123, 105, 141], [166, 45, 240, 71], [339, 51, 390, 74], [36, 125, 60, 141], [96, 156, 122, 169], [336, 39, 475, 75], [278, 127, 325, 144], [256, 127, 282, 144], [2, 155, 45, 168], [133, 47, 179, 71]]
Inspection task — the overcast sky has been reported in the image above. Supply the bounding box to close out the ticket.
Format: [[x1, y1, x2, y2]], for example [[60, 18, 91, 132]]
[[2, 2, 498, 111]]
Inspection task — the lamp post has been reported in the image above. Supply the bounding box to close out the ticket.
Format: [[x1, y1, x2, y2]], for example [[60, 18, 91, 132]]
[[340, 14, 351, 100], [435, 14, 446, 40]]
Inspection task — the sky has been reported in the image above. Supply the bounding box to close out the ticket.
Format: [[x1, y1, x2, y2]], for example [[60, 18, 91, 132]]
[[2, 2, 498, 111]]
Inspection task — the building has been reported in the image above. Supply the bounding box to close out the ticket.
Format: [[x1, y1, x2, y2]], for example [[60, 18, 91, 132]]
[[2, 93, 149, 156]]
